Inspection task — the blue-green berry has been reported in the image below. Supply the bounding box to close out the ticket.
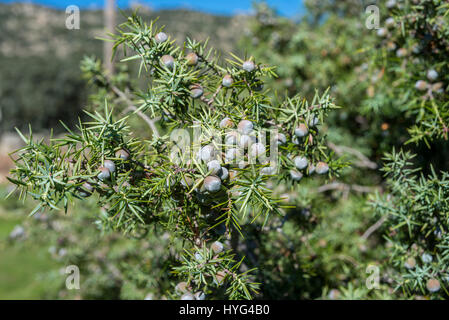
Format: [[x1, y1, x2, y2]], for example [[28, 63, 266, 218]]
[[204, 176, 221, 193], [104, 160, 116, 173], [242, 60, 255, 72], [97, 167, 111, 180], [155, 32, 168, 43], [294, 156, 308, 170]]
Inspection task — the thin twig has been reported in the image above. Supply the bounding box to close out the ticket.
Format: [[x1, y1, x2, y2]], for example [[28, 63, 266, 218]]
[[361, 216, 387, 240], [111, 85, 160, 138], [328, 142, 377, 169]]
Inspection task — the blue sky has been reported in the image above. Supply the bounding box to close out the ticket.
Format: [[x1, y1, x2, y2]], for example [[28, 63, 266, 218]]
[[0, 0, 304, 17]]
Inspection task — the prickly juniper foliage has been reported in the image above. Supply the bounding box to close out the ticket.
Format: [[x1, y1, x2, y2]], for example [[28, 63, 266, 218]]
[[7, 12, 344, 300], [370, 149, 449, 298]]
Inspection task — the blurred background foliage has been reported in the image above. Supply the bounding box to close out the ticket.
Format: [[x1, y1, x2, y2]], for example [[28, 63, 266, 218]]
[[1, 0, 448, 300]]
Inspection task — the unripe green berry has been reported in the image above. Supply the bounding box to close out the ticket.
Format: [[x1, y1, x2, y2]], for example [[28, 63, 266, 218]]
[[426, 278, 440, 293], [104, 160, 116, 173], [154, 32, 168, 43], [97, 167, 111, 180], [190, 84, 203, 99], [222, 74, 234, 87], [315, 162, 329, 174], [211, 241, 224, 254], [290, 169, 303, 181], [237, 119, 254, 135], [161, 55, 175, 69], [294, 123, 308, 138], [204, 176, 221, 193], [294, 156, 308, 170], [115, 149, 129, 160], [185, 52, 198, 66], [220, 117, 234, 129], [242, 60, 256, 72], [251, 78, 264, 91]]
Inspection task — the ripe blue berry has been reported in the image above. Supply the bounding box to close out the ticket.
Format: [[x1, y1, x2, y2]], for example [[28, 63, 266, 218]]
[[215, 271, 227, 285], [421, 253, 433, 263], [237, 120, 254, 135], [427, 69, 438, 81], [294, 156, 308, 170], [222, 74, 234, 87], [154, 32, 168, 43], [175, 282, 189, 293], [207, 160, 222, 174], [185, 52, 198, 66], [97, 167, 111, 180], [225, 148, 241, 162], [225, 131, 239, 145], [290, 169, 303, 181], [211, 241, 224, 254], [309, 116, 319, 127], [194, 291, 206, 300], [250, 142, 266, 158], [104, 160, 116, 173], [218, 167, 229, 181], [190, 84, 203, 99], [79, 182, 94, 197], [404, 257, 416, 269], [415, 80, 428, 91], [261, 166, 276, 175], [181, 175, 194, 188], [396, 48, 407, 58], [308, 164, 315, 175], [294, 123, 308, 138], [239, 134, 255, 149], [115, 149, 129, 160], [199, 145, 216, 162], [426, 278, 440, 293], [204, 176, 221, 193], [377, 28, 387, 37], [315, 162, 329, 175], [385, 17, 395, 28], [181, 293, 195, 300], [161, 55, 175, 69], [242, 60, 256, 72], [275, 133, 287, 145], [220, 117, 234, 129]]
